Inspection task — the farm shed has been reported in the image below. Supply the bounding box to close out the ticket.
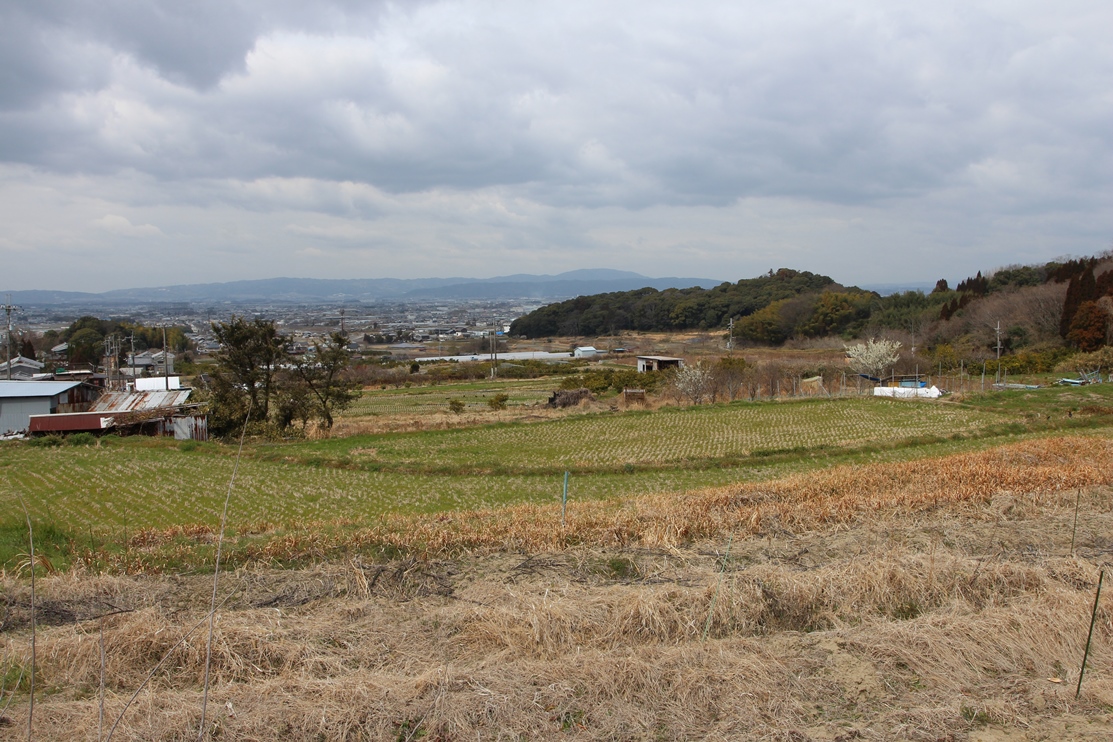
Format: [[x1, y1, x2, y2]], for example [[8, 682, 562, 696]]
[[637, 355, 685, 373], [28, 412, 116, 434], [94, 389, 206, 440], [0, 380, 94, 434], [573, 346, 599, 358], [30, 388, 207, 440]]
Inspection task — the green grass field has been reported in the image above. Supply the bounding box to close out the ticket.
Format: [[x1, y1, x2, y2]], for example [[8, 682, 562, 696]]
[[274, 396, 1002, 474], [341, 378, 556, 418], [4, 383, 1113, 570]]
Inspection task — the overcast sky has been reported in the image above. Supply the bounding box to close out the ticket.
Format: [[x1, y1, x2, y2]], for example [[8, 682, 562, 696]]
[[2, 1, 1110, 292]]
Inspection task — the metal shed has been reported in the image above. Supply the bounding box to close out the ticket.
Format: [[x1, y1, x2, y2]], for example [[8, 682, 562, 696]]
[[0, 380, 84, 434]]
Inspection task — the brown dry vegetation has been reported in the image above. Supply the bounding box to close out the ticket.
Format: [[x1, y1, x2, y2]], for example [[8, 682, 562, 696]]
[[330, 403, 613, 437], [106, 436, 1113, 569], [3, 437, 1113, 740]]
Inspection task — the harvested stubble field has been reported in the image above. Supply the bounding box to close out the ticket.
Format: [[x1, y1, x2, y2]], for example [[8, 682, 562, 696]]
[[2, 437, 1113, 740], [282, 396, 1007, 474], [2, 389, 1113, 573], [329, 379, 564, 437]]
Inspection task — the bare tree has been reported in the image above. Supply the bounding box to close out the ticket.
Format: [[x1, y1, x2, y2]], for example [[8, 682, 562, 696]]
[[712, 356, 747, 401]]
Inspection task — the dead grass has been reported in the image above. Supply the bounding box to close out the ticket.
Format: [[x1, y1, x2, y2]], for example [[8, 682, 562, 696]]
[[330, 404, 592, 436], [329, 435, 1113, 559], [3, 436, 1113, 740], [3, 519, 1111, 740]]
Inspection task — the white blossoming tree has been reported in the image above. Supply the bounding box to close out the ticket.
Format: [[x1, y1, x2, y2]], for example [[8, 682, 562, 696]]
[[845, 338, 902, 380], [673, 361, 715, 404]]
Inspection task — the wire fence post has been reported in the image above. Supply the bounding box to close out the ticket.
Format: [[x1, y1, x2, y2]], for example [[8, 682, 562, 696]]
[[702, 533, 734, 642], [1070, 489, 1082, 557], [1076, 569, 1104, 699], [561, 471, 569, 529]]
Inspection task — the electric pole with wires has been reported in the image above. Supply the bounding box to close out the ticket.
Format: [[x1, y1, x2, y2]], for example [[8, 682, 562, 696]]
[[2, 295, 22, 380]]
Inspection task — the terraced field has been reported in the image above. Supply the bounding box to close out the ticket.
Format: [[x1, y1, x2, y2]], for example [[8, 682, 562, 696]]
[[3, 386, 1111, 545], [2, 443, 787, 530], [341, 379, 556, 418], [280, 396, 1001, 473]]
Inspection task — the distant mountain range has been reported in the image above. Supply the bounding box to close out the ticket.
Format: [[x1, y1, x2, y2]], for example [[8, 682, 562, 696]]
[[3, 270, 721, 306]]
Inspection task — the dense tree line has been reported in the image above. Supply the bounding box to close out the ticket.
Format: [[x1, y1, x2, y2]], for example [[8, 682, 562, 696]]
[[40, 317, 191, 366], [509, 267, 953, 343], [510, 254, 1113, 358], [509, 269, 842, 338]]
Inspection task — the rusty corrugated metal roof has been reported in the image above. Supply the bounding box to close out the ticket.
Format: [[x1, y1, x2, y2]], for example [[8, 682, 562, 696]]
[[91, 389, 192, 412]]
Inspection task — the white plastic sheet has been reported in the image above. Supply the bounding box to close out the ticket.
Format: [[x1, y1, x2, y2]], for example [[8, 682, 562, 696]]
[[873, 385, 942, 398]]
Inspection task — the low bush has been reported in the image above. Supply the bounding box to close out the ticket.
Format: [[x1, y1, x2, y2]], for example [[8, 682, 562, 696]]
[[67, 432, 97, 446], [28, 434, 64, 448]]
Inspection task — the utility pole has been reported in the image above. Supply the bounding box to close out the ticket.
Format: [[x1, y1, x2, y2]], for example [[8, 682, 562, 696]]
[[490, 329, 498, 378], [162, 325, 169, 390], [104, 334, 120, 390], [2, 295, 21, 380], [127, 333, 136, 390]]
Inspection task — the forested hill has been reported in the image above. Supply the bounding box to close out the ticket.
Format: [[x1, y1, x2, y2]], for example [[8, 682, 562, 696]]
[[509, 255, 1113, 362], [509, 268, 850, 338]]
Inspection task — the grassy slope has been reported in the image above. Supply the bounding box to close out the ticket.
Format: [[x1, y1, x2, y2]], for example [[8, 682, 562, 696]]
[[270, 396, 1000, 473], [2, 384, 1113, 573], [2, 439, 1111, 740]]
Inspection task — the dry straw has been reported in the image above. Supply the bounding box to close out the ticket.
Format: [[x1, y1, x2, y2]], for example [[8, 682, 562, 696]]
[[16, 494, 36, 742], [326, 436, 1113, 559], [198, 404, 251, 740]]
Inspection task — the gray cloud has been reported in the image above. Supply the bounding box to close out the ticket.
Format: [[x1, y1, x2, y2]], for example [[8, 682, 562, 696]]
[[0, 0, 1110, 291]]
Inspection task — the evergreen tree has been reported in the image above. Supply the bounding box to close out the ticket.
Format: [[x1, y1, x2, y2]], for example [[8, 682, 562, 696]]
[[209, 316, 286, 431], [1060, 265, 1097, 338], [1067, 301, 1107, 351], [1060, 272, 1083, 338]]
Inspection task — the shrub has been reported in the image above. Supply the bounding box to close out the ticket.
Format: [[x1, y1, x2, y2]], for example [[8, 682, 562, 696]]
[[984, 347, 1073, 375], [1055, 346, 1113, 373], [486, 393, 510, 411], [67, 432, 97, 446], [448, 399, 466, 414], [28, 434, 64, 448]]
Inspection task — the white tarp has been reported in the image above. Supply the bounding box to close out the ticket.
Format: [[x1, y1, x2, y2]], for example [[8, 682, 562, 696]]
[[135, 376, 181, 391], [873, 385, 942, 398]]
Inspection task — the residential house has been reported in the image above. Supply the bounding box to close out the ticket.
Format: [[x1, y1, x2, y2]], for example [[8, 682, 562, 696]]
[[0, 355, 45, 379], [123, 350, 175, 376]]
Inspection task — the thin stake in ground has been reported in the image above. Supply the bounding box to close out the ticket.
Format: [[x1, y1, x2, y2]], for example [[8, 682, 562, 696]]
[[17, 495, 36, 742], [1070, 488, 1082, 556], [198, 404, 252, 741], [702, 533, 734, 642], [1076, 569, 1104, 699]]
